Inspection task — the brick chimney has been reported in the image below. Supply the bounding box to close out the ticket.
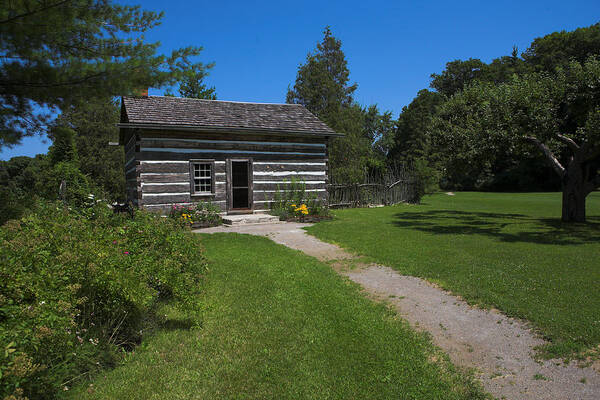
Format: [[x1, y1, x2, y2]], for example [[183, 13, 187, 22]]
[[135, 88, 148, 97]]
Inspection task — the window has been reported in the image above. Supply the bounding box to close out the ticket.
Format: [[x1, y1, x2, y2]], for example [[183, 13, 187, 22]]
[[190, 160, 214, 195]]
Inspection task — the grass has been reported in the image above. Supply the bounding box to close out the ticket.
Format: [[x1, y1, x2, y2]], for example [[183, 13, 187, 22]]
[[66, 233, 487, 399], [305, 192, 600, 359]]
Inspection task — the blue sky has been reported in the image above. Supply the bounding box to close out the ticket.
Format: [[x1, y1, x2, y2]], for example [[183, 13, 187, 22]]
[[2, 0, 599, 160]]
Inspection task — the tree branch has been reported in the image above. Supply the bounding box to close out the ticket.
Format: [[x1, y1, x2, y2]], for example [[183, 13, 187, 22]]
[[525, 136, 565, 177], [0, 0, 72, 25], [556, 134, 580, 153]]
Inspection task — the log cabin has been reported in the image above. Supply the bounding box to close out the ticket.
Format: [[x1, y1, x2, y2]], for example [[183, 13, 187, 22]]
[[118, 95, 343, 214]]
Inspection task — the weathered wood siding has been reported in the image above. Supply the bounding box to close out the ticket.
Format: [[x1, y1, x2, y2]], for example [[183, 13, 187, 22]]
[[123, 130, 329, 214], [123, 131, 139, 206]]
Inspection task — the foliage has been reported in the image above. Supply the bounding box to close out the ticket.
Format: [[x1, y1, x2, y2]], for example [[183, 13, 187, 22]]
[[305, 192, 600, 359], [432, 57, 600, 221], [523, 22, 600, 72], [391, 89, 445, 163], [40, 161, 94, 207], [42, 125, 99, 208], [389, 89, 445, 192], [392, 23, 600, 192], [0, 132, 99, 224], [65, 233, 487, 399], [0, 201, 208, 399], [430, 50, 530, 98], [47, 126, 78, 166], [54, 98, 125, 202], [0, 0, 213, 147], [269, 178, 329, 220], [270, 177, 307, 211], [286, 26, 357, 123], [430, 58, 488, 97], [0, 110, 128, 224], [327, 104, 374, 183], [169, 201, 222, 227], [164, 67, 217, 100], [287, 27, 395, 183], [0, 155, 42, 224]]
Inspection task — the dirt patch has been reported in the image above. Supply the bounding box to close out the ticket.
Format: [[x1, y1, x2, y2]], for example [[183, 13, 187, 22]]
[[198, 222, 600, 400]]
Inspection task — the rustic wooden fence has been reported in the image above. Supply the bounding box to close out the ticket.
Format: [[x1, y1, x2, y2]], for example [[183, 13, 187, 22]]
[[328, 166, 422, 208]]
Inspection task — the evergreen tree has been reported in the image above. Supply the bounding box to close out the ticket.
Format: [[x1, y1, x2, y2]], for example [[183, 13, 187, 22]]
[[0, 0, 213, 147], [286, 26, 357, 128], [165, 67, 217, 99], [287, 27, 388, 183]]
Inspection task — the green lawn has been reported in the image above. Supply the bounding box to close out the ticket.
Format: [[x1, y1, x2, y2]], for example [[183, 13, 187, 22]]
[[66, 233, 486, 399], [305, 192, 600, 358]]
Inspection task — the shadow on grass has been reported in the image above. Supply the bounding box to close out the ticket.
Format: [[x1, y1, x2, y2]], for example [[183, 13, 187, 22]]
[[392, 210, 600, 245]]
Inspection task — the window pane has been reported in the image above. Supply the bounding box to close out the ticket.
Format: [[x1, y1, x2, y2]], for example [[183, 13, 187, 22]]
[[192, 162, 212, 193]]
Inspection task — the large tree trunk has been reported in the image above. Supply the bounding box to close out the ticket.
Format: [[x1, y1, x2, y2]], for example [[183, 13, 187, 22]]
[[525, 135, 598, 223], [561, 163, 586, 223]]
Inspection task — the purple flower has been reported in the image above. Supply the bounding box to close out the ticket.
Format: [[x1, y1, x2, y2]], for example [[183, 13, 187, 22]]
[[123, 251, 129, 255]]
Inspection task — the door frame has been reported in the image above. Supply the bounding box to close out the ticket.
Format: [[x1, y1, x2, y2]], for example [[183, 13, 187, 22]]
[[226, 158, 253, 213]]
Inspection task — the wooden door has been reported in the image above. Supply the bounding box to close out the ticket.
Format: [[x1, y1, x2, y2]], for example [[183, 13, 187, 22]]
[[227, 159, 253, 212]]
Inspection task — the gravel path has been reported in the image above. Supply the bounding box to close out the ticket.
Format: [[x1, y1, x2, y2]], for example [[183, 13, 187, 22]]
[[199, 222, 600, 400]]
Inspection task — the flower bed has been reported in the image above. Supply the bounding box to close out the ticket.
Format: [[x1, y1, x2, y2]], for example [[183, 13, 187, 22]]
[[271, 202, 332, 222], [268, 178, 331, 222], [169, 201, 222, 228]]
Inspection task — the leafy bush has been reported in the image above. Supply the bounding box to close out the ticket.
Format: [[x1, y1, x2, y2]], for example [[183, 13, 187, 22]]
[[269, 178, 330, 221], [168, 201, 222, 227], [0, 201, 208, 399]]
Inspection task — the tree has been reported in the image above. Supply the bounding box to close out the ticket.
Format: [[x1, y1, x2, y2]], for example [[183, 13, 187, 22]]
[[287, 27, 399, 183], [48, 125, 79, 165], [327, 104, 375, 183], [483, 47, 531, 85], [0, 156, 41, 223], [391, 89, 445, 163], [363, 105, 396, 161], [433, 57, 600, 222], [0, 0, 213, 148], [286, 26, 357, 127], [165, 67, 217, 99], [54, 98, 125, 201], [523, 23, 600, 72], [430, 58, 487, 97], [41, 124, 94, 205], [287, 27, 368, 182]]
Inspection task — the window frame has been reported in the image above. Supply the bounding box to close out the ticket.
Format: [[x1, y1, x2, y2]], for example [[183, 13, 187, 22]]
[[189, 159, 216, 197]]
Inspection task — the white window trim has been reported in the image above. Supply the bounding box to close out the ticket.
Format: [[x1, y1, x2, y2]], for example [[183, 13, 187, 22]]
[[189, 159, 216, 196]]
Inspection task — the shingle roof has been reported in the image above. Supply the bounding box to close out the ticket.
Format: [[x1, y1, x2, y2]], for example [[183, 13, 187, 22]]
[[120, 96, 338, 136]]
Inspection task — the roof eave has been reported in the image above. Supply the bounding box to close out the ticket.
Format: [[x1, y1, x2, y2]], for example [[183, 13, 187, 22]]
[[115, 122, 345, 139]]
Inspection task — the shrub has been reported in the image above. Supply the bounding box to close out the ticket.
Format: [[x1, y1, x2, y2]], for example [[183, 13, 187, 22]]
[[269, 178, 330, 221], [0, 201, 208, 399], [168, 201, 222, 227]]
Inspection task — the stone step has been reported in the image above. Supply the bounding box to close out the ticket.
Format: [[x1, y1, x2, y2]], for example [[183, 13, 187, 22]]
[[222, 213, 281, 226]]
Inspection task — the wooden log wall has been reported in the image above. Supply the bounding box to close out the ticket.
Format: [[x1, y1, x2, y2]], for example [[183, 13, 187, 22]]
[[123, 129, 330, 214], [123, 132, 138, 206]]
